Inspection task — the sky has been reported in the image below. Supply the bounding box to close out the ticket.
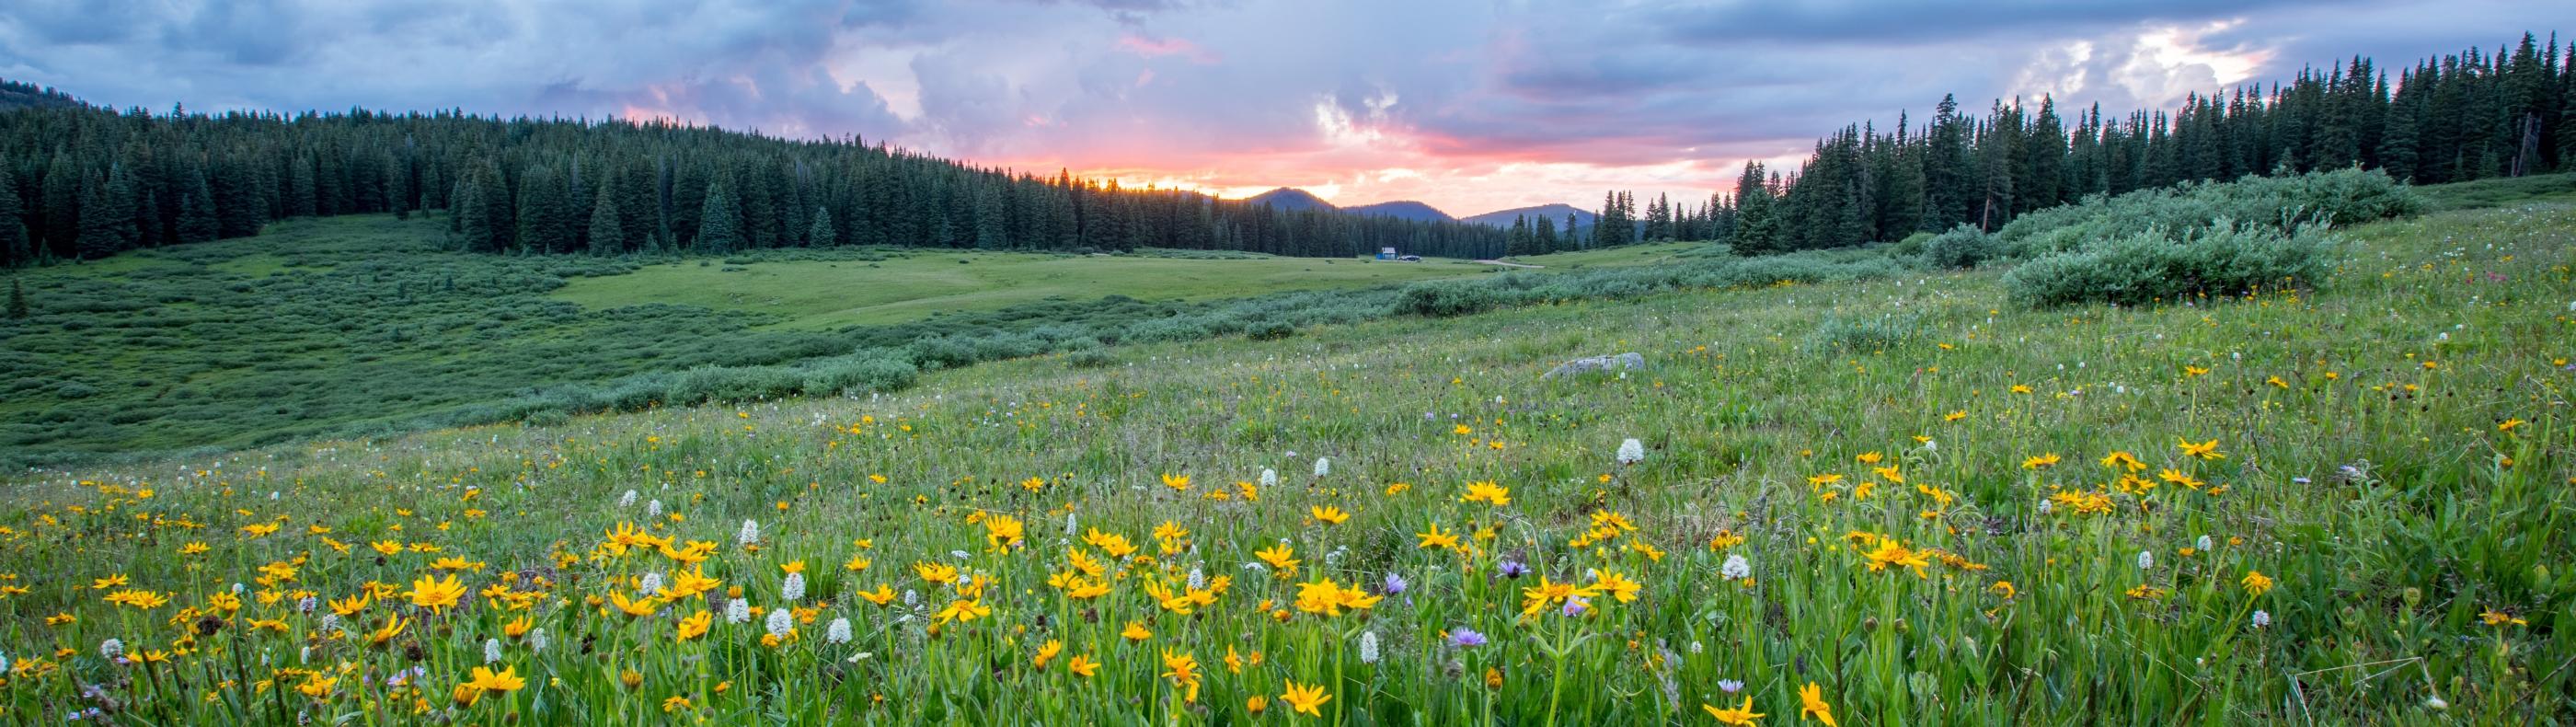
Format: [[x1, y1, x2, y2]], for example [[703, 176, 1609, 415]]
[[2, 1, 2570, 218]]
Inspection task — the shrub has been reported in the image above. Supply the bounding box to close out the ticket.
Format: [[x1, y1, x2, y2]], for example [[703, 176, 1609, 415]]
[[800, 355, 917, 396], [2003, 222, 2333, 307], [1396, 279, 1509, 317], [1244, 319, 1296, 340], [1919, 224, 1999, 270]]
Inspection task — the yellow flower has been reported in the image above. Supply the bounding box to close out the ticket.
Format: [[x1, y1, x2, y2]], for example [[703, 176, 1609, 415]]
[[661, 696, 692, 712], [1068, 654, 1099, 677], [914, 562, 960, 584], [675, 610, 711, 641], [1592, 570, 1643, 604], [367, 615, 408, 647], [1160, 649, 1202, 701], [297, 675, 338, 699], [406, 574, 466, 613], [843, 554, 873, 571], [2177, 438, 2225, 461], [1280, 680, 1332, 716], [1416, 523, 1459, 550], [2020, 453, 2060, 469], [935, 599, 992, 625], [1255, 544, 1299, 575], [1310, 505, 1350, 525], [462, 664, 527, 701], [1703, 696, 1765, 725], [857, 584, 898, 606], [2240, 571, 2274, 596], [1160, 473, 1192, 492], [1033, 640, 1064, 669], [2497, 419, 2526, 433], [1859, 539, 1930, 578], [1798, 682, 1836, 726], [1121, 620, 1153, 641], [1460, 481, 1511, 507], [90, 574, 129, 590]]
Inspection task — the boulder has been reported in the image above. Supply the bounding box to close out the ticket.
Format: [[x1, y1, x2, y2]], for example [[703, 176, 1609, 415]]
[[1542, 352, 1643, 379]]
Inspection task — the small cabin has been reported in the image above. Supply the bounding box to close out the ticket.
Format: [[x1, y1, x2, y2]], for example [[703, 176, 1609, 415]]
[[1376, 247, 1398, 260]]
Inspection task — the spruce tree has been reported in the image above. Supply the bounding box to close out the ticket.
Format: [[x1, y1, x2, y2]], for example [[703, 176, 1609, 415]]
[[514, 165, 572, 253], [176, 163, 218, 244], [77, 167, 138, 260], [587, 182, 624, 253], [697, 180, 742, 254], [0, 161, 28, 265], [807, 205, 834, 247], [6, 278, 26, 318]]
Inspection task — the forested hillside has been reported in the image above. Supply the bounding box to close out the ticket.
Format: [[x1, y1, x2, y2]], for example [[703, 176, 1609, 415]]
[[0, 99, 1506, 268], [1531, 32, 2576, 254]]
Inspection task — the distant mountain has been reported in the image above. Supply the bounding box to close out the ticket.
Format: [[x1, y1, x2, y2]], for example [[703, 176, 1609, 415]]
[[1461, 203, 1596, 229], [0, 79, 86, 112], [1243, 187, 1335, 212], [1342, 200, 1454, 223]]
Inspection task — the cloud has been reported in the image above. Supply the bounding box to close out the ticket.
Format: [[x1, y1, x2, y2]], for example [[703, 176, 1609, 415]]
[[1, 0, 2570, 216]]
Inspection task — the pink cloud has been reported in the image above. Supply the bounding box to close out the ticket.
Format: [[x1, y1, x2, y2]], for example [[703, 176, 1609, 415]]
[[1115, 34, 1222, 63]]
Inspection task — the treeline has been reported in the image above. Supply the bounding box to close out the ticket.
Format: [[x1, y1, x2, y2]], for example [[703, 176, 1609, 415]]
[[0, 97, 1505, 268], [1538, 31, 2574, 256]]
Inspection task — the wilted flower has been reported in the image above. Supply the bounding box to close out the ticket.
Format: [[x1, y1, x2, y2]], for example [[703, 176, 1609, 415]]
[[765, 606, 795, 639], [647, 499, 662, 518], [826, 617, 853, 644], [783, 572, 807, 602], [1313, 457, 1331, 478], [99, 639, 123, 660], [2136, 550, 2154, 570], [484, 638, 502, 664], [726, 598, 752, 624], [1720, 554, 1752, 580], [620, 490, 638, 507], [1616, 438, 1645, 465], [1357, 631, 1380, 664], [737, 519, 761, 546], [529, 628, 549, 652], [1260, 468, 1279, 488], [2251, 610, 2271, 629]]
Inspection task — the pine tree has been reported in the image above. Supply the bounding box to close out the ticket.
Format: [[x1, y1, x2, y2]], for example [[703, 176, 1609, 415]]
[[587, 181, 624, 254], [697, 180, 742, 254], [176, 162, 218, 244], [808, 204, 835, 247], [0, 161, 29, 266], [6, 278, 26, 318], [77, 166, 138, 259], [514, 165, 572, 253]]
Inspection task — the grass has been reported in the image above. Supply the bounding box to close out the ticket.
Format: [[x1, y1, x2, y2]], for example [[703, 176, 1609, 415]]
[[2410, 171, 2576, 211], [551, 250, 1490, 329], [1499, 241, 1717, 267], [0, 194, 2566, 723]]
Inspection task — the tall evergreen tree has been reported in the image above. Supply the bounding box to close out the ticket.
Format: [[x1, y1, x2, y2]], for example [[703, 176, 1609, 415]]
[[587, 181, 624, 254], [6, 277, 26, 318], [697, 180, 742, 254], [0, 161, 28, 266]]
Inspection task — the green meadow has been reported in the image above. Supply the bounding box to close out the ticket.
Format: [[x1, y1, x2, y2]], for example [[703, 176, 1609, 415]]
[[0, 176, 2569, 723], [550, 248, 1493, 330]]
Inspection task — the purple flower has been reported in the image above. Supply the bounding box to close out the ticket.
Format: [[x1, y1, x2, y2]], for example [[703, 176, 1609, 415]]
[[1719, 679, 1744, 693], [1498, 560, 1530, 579], [1383, 572, 1409, 594], [1561, 595, 1589, 617], [1449, 628, 1488, 648]]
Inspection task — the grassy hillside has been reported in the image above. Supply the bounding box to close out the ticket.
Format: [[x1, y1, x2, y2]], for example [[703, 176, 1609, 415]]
[[0, 210, 1707, 461], [551, 248, 1488, 329], [0, 193, 2565, 722]]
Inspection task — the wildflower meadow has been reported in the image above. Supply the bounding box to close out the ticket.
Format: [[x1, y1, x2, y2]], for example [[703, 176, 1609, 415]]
[[0, 194, 2570, 724]]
